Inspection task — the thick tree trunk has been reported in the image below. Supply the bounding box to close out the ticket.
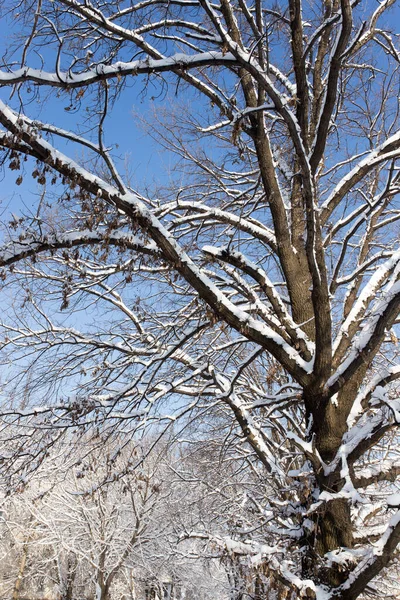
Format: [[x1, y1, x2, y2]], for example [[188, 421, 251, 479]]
[[302, 392, 355, 587], [95, 565, 111, 600]]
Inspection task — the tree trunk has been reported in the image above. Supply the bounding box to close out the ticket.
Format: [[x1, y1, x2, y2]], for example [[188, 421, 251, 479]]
[[61, 554, 77, 600], [302, 392, 355, 587], [96, 582, 110, 600]]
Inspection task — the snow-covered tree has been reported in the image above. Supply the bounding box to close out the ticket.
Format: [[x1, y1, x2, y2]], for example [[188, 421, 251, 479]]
[[0, 0, 400, 597], [0, 439, 230, 600]]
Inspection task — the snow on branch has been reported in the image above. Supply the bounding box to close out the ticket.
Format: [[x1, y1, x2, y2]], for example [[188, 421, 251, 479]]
[[328, 275, 400, 392], [332, 249, 400, 375], [321, 130, 400, 223], [0, 230, 158, 267], [346, 365, 400, 428], [0, 99, 313, 385], [0, 52, 237, 88], [337, 509, 400, 599], [184, 532, 320, 599], [202, 244, 314, 358]]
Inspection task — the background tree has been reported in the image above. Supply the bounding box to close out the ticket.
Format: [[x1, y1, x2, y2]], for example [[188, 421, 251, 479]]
[[0, 0, 400, 598], [0, 438, 230, 600]]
